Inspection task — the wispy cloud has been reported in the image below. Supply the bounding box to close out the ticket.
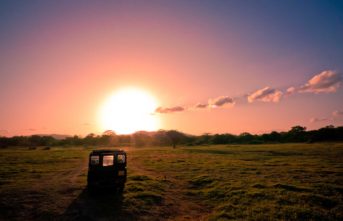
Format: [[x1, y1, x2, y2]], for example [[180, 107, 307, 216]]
[[157, 96, 234, 114], [332, 110, 343, 117], [288, 70, 341, 94], [309, 117, 328, 123], [195, 103, 208, 109], [156, 70, 341, 114], [248, 87, 283, 103], [310, 110, 343, 123], [286, 86, 296, 95], [194, 96, 235, 109], [155, 106, 185, 114], [209, 96, 235, 108]]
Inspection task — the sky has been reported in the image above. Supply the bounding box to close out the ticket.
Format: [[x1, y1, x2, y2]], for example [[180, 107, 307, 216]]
[[1, 0, 343, 136]]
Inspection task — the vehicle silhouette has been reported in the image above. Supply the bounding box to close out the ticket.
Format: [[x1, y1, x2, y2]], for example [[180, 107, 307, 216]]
[[87, 149, 127, 192]]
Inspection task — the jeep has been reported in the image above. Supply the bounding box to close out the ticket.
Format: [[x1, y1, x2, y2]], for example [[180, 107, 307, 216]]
[[87, 149, 127, 192]]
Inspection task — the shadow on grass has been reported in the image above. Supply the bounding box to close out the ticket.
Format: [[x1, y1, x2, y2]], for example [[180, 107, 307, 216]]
[[61, 188, 135, 221]]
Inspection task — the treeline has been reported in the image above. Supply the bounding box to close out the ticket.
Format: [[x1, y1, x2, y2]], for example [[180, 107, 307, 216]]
[[0, 125, 342, 148]]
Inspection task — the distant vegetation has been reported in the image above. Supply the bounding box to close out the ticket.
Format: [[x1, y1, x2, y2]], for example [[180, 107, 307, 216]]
[[0, 125, 342, 148]]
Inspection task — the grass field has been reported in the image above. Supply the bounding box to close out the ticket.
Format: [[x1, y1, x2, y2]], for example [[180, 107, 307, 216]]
[[0, 143, 342, 220]]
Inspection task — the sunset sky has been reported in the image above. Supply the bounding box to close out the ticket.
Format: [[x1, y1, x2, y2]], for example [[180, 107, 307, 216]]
[[1, 0, 343, 136]]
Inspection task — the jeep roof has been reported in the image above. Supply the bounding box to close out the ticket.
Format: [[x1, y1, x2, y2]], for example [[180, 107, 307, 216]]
[[90, 149, 126, 154]]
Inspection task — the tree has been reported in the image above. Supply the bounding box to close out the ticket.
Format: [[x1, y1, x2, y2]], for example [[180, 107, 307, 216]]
[[102, 130, 118, 146], [290, 126, 306, 134], [132, 131, 153, 147], [238, 132, 254, 144], [287, 125, 307, 142], [103, 130, 116, 136], [211, 133, 236, 144], [84, 133, 97, 146], [152, 130, 169, 146], [262, 131, 281, 143], [166, 130, 186, 148]]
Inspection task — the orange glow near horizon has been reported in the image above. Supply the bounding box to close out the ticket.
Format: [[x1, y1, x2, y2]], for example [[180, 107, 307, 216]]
[[98, 88, 160, 134]]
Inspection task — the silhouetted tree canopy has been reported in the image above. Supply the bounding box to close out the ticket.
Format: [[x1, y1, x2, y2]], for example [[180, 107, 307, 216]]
[[166, 130, 188, 148], [0, 125, 342, 148]]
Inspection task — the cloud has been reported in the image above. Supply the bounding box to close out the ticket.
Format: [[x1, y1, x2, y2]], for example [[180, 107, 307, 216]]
[[209, 96, 235, 108], [286, 86, 296, 95], [310, 110, 342, 123], [159, 96, 235, 114], [156, 70, 340, 113], [195, 103, 208, 108], [195, 96, 234, 109], [248, 87, 283, 103], [298, 70, 341, 93], [332, 110, 343, 117], [310, 117, 328, 123], [155, 106, 185, 114]]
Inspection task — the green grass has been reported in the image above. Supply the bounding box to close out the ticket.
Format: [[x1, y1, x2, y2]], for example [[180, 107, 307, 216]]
[[0, 143, 342, 220]]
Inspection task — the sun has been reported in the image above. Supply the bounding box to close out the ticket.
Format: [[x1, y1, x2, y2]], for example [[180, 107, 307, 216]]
[[99, 88, 159, 134]]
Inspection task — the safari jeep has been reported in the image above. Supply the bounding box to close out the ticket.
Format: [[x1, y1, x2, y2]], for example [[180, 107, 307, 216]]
[[87, 149, 127, 192]]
